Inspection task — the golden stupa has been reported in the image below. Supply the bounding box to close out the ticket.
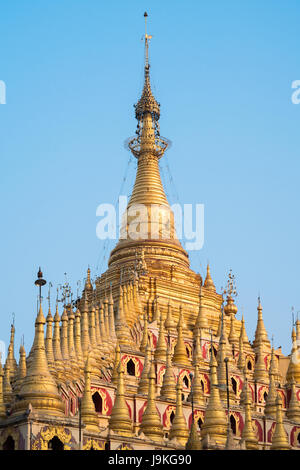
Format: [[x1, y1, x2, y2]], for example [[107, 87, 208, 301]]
[[0, 13, 299, 451]]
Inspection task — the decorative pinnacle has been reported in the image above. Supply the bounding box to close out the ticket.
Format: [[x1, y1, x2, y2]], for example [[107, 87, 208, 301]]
[[222, 269, 237, 299], [292, 306, 295, 327], [135, 11, 158, 121]]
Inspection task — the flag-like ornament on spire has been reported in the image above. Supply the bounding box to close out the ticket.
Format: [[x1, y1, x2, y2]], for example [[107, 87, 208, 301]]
[[34, 267, 46, 304], [126, 12, 170, 159]]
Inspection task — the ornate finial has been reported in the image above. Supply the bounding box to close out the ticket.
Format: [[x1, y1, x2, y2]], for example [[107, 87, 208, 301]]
[[35, 267, 47, 305], [204, 263, 216, 292], [47, 282, 53, 309], [222, 269, 237, 300], [126, 12, 170, 159], [270, 395, 290, 450]]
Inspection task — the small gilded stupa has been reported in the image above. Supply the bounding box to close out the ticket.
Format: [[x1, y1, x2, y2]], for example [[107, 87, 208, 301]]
[[0, 13, 299, 451]]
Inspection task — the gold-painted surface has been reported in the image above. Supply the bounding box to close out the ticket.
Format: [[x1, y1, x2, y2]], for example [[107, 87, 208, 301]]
[[140, 362, 163, 441]]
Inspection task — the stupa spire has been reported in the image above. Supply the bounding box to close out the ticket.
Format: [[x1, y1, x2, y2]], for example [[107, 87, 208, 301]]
[[160, 345, 177, 400], [154, 310, 167, 362], [237, 321, 245, 370], [286, 327, 300, 384], [81, 293, 92, 360], [194, 286, 208, 332], [14, 344, 27, 394], [165, 302, 176, 333], [253, 297, 270, 350], [270, 395, 290, 450], [286, 378, 300, 422], [190, 365, 205, 406], [108, 284, 117, 343], [60, 307, 68, 360], [186, 417, 201, 450], [111, 342, 121, 385], [109, 361, 133, 436], [138, 342, 151, 395], [68, 304, 80, 377], [193, 328, 203, 366], [3, 362, 12, 404], [7, 322, 17, 379], [81, 354, 99, 433], [45, 307, 56, 376], [121, 11, 166, 204], [84, 267, 93, 293], [140, 361, 164, 441], [115, 285, 131, 347], [204, 264, 216, 292], [0, 362, 6, 418], [201, 345, 227, 446], [74, 308, 84, 371], [169, 379, 189, 446], [140, 312, 149, 353], [264, 348, 278, 417], [52, 304, 65, 379], [253, 342, 268, 383]]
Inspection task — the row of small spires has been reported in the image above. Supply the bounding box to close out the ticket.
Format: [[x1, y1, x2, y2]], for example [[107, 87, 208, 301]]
[[2, 282, 300, 400], [31, 264, 277, 353]]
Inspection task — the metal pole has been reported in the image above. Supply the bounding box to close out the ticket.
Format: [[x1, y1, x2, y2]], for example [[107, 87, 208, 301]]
[[189, 372, 194, 422], [224, 357, 230, 424]]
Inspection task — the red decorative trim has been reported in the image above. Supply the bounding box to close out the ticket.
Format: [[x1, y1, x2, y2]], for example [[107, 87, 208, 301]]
[[91, 387, 113, 415], [254, 419, 263, 442], [162, 404, 176, 428]]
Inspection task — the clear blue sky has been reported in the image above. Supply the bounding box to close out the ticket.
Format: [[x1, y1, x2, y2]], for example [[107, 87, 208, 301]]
[[0, 0, 299, 359]]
